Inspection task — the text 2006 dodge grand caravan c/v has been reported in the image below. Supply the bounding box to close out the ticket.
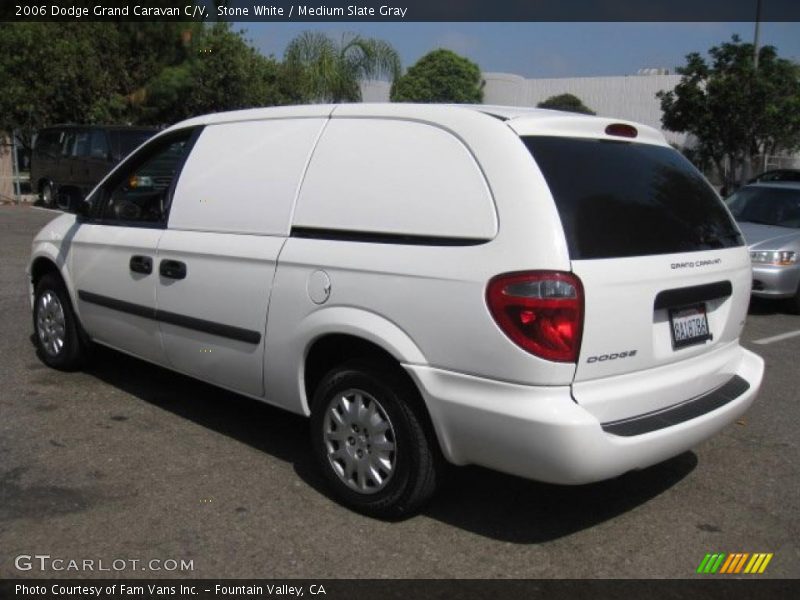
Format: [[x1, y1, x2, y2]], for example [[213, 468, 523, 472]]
[[29, 104, 764, 517]]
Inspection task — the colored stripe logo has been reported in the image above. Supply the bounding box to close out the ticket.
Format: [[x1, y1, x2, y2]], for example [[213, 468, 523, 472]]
[[696, 553, 773, 574]]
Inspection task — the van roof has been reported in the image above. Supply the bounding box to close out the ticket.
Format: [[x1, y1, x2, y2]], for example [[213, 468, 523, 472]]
[[166, 103, 667, 146], [168, 102, 611, 126]]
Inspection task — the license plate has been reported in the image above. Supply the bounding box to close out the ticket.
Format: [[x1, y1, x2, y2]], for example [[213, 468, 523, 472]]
[[669, 304, 712, 349]]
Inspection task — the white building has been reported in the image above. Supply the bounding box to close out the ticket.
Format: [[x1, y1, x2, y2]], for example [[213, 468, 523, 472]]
[[481, 71, 687, 146], [363, 70, 800, 176], [362, 70, 688, 146]]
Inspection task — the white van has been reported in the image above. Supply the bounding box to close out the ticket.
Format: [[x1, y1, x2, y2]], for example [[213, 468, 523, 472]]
[[28, 104, 764, 517]]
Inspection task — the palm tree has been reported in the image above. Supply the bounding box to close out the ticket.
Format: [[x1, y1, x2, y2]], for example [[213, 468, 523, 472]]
[[285, 31, 401, 103]]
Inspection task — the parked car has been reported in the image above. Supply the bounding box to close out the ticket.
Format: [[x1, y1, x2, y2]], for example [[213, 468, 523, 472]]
[[748, 169, 800, 184], [30, 125, 157, 208], [28, 105, 764, 517], [725, 182, 800, 312]]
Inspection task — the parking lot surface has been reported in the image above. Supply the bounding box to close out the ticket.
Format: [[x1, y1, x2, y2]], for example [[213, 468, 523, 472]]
[[1, 205, 798, 579]]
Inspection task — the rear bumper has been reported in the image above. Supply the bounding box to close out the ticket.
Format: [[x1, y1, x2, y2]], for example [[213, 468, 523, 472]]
[[405, 346, 763, 485]]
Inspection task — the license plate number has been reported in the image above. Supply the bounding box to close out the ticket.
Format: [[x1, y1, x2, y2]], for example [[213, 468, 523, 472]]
[[669, 304, 712, 349]]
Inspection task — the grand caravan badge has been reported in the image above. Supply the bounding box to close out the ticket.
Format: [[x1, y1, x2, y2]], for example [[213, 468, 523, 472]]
[[671, 258, 722, 269]]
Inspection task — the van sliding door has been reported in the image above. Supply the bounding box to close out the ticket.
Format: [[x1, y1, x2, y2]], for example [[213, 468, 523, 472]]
[[157, 118, 328, 398]]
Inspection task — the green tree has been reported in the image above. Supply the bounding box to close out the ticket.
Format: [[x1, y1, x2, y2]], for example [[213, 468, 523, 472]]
[[85, 23, 204, 125], [0, 22, 201, 143], [0, 22, 295, 139], [537, 93, 596, 115], [391, 49, 483, 103], [285, 31, 401, 103], [658, 35, 800, 187], [0, 23, 117, 147], [145, 24, 291, 123]]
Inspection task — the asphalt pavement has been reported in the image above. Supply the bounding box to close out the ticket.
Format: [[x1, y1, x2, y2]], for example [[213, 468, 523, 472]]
[[1, 204, 798, 579]]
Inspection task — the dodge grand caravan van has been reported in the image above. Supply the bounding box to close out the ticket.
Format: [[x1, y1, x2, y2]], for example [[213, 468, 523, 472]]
[[28, 104, 764, 517]]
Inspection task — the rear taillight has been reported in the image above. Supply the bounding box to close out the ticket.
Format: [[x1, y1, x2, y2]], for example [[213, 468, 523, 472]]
[[605, 123, 638, 138], [486, 271, 584, 362]]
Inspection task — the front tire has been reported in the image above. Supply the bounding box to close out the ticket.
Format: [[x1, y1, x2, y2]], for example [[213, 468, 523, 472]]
[[41, 183, 55, 208], [310, 360, 441, 519], [33, 273, 86, 370]]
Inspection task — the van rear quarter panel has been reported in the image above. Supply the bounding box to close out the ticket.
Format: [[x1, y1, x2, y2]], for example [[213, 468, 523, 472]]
[[266, 107, 575, 414], [265, 241, 577, 414], [293, 117, 497, 239]]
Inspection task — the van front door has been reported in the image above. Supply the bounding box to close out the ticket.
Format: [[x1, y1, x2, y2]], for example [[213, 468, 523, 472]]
[[70, 129, 196, 364]]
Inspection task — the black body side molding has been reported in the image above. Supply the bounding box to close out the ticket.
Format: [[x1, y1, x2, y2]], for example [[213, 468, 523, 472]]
[[77, 290, 261, 345]]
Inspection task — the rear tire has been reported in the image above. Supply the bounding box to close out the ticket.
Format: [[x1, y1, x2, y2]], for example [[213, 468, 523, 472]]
[[33, 273, 86, 370], [310, 360, 440, 519]]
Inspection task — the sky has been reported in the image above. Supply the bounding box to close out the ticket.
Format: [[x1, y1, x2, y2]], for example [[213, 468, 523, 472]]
[[242, 21, 800, 79]]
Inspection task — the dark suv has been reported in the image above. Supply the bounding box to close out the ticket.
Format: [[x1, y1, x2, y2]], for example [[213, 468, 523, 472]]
[[31, 125, 158, 207]]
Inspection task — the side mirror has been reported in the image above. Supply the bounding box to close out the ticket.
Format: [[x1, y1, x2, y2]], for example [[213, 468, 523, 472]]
[[59, 191, 90, 217]]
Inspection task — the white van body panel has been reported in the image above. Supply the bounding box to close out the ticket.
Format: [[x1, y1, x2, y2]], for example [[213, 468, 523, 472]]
[[264, 238, 579, 417], [70, 224, 166, 364], [169, 119, 328, 236], [328, 105, 573, 272], [571, 248, 751, 382], [155, 230, 282, 398], [29, 213, 79, 310], [264, 300, 428, 415], [294, 117, 497, 239], [572, 340, 753, 424], [407, 347, 762, 483], [156, 117, 327, 398], [29, 103, 765, 489]]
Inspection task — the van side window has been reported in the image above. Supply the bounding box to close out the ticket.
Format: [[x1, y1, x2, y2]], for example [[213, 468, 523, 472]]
[[294, 119, 497, 241], [89, 131, 109, 159], [97, 131, 193, 226], [61, 132, 76, 157], [73, 131, 90, 157]]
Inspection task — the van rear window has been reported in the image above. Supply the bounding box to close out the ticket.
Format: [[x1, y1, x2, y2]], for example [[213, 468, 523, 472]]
[[523, 136, 743, 259]]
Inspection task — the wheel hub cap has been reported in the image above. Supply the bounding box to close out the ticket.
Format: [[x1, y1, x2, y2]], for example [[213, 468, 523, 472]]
[[323, 389, 396, 494], [36, 291, 66, 357]]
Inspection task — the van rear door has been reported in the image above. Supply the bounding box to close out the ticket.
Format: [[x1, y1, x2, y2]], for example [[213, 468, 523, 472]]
[[519, 132, 751, 422]]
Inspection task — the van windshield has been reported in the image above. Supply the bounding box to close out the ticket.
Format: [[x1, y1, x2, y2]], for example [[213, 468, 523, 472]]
[[523, 136, 743, 259]]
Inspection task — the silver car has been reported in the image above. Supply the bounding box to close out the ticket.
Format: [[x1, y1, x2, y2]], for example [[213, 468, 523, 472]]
[[726, 182, 800, 312]]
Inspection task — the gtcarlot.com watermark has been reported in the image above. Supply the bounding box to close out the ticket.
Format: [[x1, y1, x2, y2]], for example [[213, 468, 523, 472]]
[[14, 554, 194, 573]]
